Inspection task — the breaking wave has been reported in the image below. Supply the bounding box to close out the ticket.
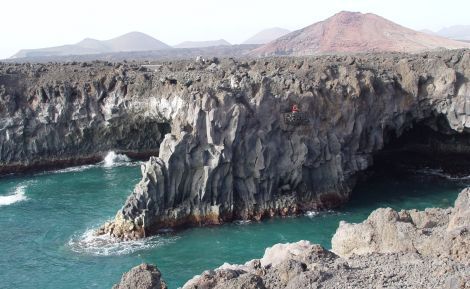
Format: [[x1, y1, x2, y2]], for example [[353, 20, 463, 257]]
[[305, 209, 338, 218], [0, 185, 28, 207], [103, 151, 131, 168], [47, 151, 137, 175], [68, 227, 179, 256]]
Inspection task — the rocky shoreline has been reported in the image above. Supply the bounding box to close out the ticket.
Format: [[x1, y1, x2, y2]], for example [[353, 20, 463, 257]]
[[113, 188, 469, 289]]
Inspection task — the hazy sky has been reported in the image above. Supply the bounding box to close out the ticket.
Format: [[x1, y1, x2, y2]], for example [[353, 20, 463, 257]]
[[1, 0, 469, 59]]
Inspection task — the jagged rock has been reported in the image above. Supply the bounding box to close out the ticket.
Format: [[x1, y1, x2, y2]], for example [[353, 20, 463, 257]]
[[331, 188, 470, 263], [112, 263, 167, 289]]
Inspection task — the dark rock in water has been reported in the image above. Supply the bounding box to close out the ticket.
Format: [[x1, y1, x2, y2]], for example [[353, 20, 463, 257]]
[[112, 263, 167, 289]]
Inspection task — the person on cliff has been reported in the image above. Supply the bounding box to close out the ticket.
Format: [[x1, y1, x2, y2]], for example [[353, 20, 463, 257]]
[[292, 104, 299, 113]]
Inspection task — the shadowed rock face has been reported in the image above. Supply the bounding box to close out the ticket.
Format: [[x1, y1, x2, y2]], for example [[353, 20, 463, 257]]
[[2, 51, 470, 239], [0, 61, 171, 173]]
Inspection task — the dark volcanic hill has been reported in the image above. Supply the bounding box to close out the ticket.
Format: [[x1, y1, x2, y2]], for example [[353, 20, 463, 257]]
[[11, 32, 171, 59], [251, 11, 470, 56]]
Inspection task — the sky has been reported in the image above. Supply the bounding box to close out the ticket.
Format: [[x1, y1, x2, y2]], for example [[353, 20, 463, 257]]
[[1, 0, 469, 59]]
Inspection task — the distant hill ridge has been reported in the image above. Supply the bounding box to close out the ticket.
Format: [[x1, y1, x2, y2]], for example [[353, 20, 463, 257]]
[[243, 27, 290, 44], [436, 25, 470, 41], [174, 39, 231, 49], [251, 11, 470, 56], [11, 12, 470, 60], [11, 32, 171, 59]]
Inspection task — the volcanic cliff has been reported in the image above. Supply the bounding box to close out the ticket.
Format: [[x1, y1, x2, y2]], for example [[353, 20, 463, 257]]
[[1, 50, 470, 240]]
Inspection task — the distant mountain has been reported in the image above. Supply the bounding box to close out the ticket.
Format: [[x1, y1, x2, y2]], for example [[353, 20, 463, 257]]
[[243, 28, 290, 44], [436, 25, 470, 41], [420, 29, 437, 35], [174, 39, 231, 49], [251, 11, 470, 56], [11, 32, 171, 59]]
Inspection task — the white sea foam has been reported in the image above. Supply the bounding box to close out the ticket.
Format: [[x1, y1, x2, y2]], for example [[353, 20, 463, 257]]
[[44, 152, 137, 175], [68, 227, 178, 256], [0, 185, 28, 207], [103, 151, 131, 168], [305, 211, 320, 217], [305, 209, 338, 218], [415, 168, 470, 181], [52, 164, 98, 174], [234, 220, 252, 225]]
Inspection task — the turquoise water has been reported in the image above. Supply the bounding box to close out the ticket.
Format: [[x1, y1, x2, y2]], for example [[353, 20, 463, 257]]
[[0, 161, 465, 289]]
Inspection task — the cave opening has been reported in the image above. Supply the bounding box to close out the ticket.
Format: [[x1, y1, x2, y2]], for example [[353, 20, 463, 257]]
[[372, 116, 470, 178], [350, 115, 470, 205]]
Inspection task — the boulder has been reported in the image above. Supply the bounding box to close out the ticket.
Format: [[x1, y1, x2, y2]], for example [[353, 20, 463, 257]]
[[112, 263, 167, 289]]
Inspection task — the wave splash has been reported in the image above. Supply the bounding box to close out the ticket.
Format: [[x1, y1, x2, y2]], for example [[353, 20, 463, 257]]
[[415, 168, 470, 181], [305, 209, 338, 218], [47, 151, 137, 175], [103, 151, 132, 168], [0, 185, 28, 207], [68, 228, 178, 256]]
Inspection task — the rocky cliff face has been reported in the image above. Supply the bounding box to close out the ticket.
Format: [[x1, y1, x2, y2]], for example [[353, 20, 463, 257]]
[[0, 62, 171, 173], [113, 189, 469, 289], [98, 49, 470, 239], [2, 50, 470, 239]]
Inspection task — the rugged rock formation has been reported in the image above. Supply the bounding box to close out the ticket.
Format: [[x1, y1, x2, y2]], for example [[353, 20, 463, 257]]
[[114, 189, 469, 289], [95, 49, 470, 239], [332, 188, 470, 262], [112, 263, 167, 289], [181, 243, 468, 289], [251, 11, 470, 56], [3, 50, 470, 238]]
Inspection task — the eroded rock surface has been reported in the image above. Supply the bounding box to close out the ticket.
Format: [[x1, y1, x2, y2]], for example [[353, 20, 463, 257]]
[[181, 242, 468, 289], [332, 188, 470, 262]]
